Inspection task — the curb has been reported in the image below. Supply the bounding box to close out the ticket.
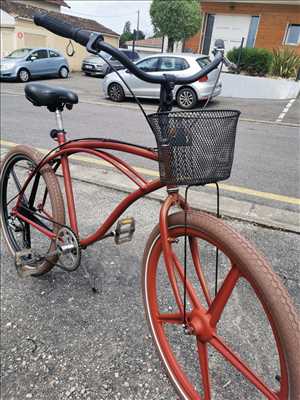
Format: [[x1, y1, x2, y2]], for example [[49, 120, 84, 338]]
[[1, 146, 299, 233]]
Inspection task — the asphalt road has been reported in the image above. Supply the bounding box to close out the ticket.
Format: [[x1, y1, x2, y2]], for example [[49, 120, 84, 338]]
[[1, 180, 299, 400], [1, 75, 299, 213]]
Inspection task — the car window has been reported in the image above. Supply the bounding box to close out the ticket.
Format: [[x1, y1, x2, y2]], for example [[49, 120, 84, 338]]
[[137, 57, 159, 72], [123, 51, 139, 61], [158, 57, 189, 71], [7, 48, 32, 58], [197, 57, 211, 68], [99, 51, 111, 60], [49, 50, 60, 58], [30, 49, 48, 59]]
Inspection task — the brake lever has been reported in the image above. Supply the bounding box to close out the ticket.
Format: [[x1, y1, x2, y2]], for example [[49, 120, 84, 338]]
[[86, 32, 104, 55]]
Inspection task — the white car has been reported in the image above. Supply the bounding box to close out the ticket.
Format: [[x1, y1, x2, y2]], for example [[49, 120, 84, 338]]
[[102, 53, 222, 109]]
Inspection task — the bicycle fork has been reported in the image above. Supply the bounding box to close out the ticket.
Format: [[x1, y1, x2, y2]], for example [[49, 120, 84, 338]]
[[159, 189, 209, 334]]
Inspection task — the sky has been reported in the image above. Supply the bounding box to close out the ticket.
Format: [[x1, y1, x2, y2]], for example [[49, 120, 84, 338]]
[[65, 1, 153, 37]]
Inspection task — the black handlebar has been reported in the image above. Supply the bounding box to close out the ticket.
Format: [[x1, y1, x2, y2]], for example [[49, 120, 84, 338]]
[[34, 13, 224, 85], [34, 13, 98, 46]]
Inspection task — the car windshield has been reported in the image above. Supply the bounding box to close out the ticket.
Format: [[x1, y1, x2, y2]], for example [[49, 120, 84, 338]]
[[196, 57, 211, 68], [99, 52, 111, 59], [6, 48, 32, 59]]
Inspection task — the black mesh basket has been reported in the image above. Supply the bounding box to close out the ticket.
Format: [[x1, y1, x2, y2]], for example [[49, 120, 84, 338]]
[[148, 109, 241, 186]]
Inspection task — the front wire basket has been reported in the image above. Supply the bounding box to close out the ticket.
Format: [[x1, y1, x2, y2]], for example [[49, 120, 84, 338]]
[[148, 109, 241, 186]]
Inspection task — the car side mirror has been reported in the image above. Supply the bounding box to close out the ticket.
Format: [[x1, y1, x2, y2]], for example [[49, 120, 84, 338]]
[[29, 56, 37, 62], [125, 69, 131, 74]]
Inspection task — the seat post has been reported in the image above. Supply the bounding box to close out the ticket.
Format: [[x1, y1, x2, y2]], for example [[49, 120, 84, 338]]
[[55, 109, 64, 131]]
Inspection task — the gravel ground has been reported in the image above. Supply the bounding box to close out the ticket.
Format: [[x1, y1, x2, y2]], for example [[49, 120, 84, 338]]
[[1, 179, 299, 400]]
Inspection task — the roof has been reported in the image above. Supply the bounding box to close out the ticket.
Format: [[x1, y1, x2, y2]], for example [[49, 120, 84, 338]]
[[202, 0, 300, 4], [0, 0, 119, 37], [140, 53, 208, 60], [45, 0, 70, 7], [126, 38, 163, 49]]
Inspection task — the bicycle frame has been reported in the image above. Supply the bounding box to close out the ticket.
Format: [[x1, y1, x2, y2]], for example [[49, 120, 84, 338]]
[[12, 131, 186, 249]]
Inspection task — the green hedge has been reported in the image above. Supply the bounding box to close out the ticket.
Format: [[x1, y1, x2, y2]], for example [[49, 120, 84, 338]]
[[227, 47, 273, 76]]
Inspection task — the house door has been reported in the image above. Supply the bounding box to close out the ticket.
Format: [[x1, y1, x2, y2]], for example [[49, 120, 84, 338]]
[[207, 14, 251, 55]]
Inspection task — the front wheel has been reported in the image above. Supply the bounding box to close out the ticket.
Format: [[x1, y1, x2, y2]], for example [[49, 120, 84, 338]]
[[0, 145, 65, 276], [142, 211, 300, 399], [18, 68, 30, 83]]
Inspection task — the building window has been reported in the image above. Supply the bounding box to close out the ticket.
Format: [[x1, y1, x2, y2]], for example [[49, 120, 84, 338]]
[[246, 16, 260, 48], [285, 24, 300, 45]]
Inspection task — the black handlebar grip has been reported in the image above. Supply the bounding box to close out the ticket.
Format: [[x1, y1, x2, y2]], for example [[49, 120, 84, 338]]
[[34, 13, 93, 46]]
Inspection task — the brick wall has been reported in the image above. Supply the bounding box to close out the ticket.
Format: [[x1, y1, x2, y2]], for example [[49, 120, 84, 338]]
[[185, 2, 300, 55]]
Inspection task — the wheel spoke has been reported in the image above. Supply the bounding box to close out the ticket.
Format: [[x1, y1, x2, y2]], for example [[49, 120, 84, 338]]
[[197, 340, 211, 400], [29, 172, 41, 208], [158, 312, 186, 324], [164, 253, 185, 314], [210, 335, 279, 399], [208, 266, 240, 327], [11, 168, 29, 205], [189, 237, 212, 306], [172, 251, 203, 310]]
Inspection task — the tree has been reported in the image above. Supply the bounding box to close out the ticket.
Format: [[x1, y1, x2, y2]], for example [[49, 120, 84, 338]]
[[120, 20, 134, 47], [123, 20, 131, 34], [150, 0, 201, 52], [133, 29, 145, 41]]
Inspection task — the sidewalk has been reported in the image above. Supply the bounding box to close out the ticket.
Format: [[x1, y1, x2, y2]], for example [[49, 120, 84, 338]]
[[1, 170, 299, 400]]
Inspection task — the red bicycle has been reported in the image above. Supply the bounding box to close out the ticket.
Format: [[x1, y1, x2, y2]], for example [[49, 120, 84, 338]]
[[1, 14, 299, 400]]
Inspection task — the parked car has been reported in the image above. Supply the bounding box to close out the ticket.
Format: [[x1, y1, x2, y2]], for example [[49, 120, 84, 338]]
[[0, 48, 69, 83], [103, 53, 222, 109], [82, 49, 140, 77]]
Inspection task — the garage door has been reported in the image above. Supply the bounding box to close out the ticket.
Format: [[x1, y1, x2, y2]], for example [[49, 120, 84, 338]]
[[24, 33, 46, 48], [209, 14, 251, 55]]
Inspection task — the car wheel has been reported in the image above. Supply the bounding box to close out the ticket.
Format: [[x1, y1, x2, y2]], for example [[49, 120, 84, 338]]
[[176, 87, 197, 109], [18, 68, 30, 83], [59, 66, 69, 79], [108, 83, 125, 102]]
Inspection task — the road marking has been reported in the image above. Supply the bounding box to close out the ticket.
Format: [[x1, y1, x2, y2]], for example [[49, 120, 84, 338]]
[[1, 139, 300, 206], [276, 98, 296, 123], [2, 91, 300, 128]]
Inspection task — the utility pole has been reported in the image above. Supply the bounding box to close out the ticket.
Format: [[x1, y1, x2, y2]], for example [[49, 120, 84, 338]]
[[132, 10, 140, 53]]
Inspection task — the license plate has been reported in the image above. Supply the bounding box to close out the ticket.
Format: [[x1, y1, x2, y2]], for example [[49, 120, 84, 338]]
[[84, 65, 93, 70]]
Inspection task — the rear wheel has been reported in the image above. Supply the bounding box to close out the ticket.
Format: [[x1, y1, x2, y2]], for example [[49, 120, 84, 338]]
[[0, 145, 65, 276], [142, 211, 300, 399], [108, 82, 125, 102], [176, 87, 197, 109], [59, 66, 69, 79], [18, 68, 30, 83]]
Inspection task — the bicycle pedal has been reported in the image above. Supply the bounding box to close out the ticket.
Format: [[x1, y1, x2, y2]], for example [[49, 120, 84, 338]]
[[15, 249, 37, 277], [114, 217, 135, 245]]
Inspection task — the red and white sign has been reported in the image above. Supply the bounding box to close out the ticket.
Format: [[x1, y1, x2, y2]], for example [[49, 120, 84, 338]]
[[17, 32, 24, 39]]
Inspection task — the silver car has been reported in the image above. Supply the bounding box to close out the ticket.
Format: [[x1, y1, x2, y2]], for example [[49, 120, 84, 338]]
[[0, 48, 69, 82], [82, 49, 140, 77], [103, 53, 222, 109]]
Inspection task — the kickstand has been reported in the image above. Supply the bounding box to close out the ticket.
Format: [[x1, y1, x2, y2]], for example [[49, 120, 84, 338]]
[[81, 263, 100, 293]]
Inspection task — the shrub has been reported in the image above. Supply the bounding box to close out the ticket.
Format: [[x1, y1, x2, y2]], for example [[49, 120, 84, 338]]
[[227, 47, 273, 76], [271, 47, 300, 79]]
